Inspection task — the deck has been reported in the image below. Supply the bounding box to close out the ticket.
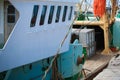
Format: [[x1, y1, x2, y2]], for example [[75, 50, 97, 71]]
[[93, 51, 120, 80], [83, 51, 113, 80]]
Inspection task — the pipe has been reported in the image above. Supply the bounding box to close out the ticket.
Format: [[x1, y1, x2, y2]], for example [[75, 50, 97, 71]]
[[73, 21, 104, 26]]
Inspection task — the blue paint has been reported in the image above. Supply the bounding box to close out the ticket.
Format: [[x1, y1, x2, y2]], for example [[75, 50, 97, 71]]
[[58, 39, 83, 78]]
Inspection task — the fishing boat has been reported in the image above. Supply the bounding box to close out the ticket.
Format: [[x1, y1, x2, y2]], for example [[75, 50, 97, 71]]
[[0, 0, 85, 80], [73, 0, 120, 80], [1, 0, 120, 80]]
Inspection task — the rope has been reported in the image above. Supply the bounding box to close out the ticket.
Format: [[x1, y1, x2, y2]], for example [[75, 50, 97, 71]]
[[42, 8, 80, 80], [42, 0, 103, 79], [41, 0, 86, 79], [52, 59, 63, 80]]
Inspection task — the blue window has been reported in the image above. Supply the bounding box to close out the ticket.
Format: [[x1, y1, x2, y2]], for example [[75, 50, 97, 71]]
[[30, 5, 39, 27], [55, 6, 61, 23], [48, 6, 54, 24], [40, 5, 47, 25], [68, 6, 73, 20], [62, 6, 68, 22]]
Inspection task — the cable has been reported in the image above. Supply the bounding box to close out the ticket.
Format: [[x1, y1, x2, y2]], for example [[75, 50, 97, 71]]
[[42, 6, 81, 80], [42, 0, 100, 79]]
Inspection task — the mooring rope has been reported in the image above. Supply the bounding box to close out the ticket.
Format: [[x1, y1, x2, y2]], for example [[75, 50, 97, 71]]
[[42, 6, 82, 80], [42, 0, 86, 80], [42, 15, 78, 80]]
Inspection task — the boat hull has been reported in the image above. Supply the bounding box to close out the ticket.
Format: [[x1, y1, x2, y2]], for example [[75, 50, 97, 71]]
[[0, 40, 84, 80]]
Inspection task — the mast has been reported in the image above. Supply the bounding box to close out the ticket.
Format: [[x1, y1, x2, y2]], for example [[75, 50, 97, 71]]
[[74, 0, 118, 54]]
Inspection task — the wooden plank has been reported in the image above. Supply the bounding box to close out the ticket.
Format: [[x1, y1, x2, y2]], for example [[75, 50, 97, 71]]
[[83, 52, 112, 80]]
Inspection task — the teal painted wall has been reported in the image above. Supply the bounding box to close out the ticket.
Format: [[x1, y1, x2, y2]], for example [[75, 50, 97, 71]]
[[113, 19, 120, 49]]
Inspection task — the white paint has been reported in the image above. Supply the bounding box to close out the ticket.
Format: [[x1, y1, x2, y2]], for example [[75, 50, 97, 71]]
[[0, 0, 78, 72]]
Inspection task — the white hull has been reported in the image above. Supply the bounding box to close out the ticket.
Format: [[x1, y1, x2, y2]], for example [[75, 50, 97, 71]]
[[0, 0, 79, 72]]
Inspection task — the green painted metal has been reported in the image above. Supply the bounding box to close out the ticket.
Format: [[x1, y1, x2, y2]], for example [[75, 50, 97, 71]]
[[3, 59, 52, 80], [110, 25, 113, 46], [112, 11, 120, 49], [82, 48, 87, 64], [113, 19, 120, 49], [116, 10, 120, 18], [116, 14, 120, 18], [58, 39, 83, 78], [77, 13, 85, 21], [0, 43, 4, 49], [0, 71, 6, 80]]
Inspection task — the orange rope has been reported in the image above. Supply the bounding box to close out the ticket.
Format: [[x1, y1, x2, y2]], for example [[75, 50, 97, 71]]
[[93, 0, 106, 17]]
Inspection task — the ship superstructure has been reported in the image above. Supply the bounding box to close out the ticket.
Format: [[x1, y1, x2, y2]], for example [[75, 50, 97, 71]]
[[0, 0, 85, 80]]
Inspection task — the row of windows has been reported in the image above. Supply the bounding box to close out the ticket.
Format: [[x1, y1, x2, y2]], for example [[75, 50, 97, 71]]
[[30, 5, 73, 27]]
